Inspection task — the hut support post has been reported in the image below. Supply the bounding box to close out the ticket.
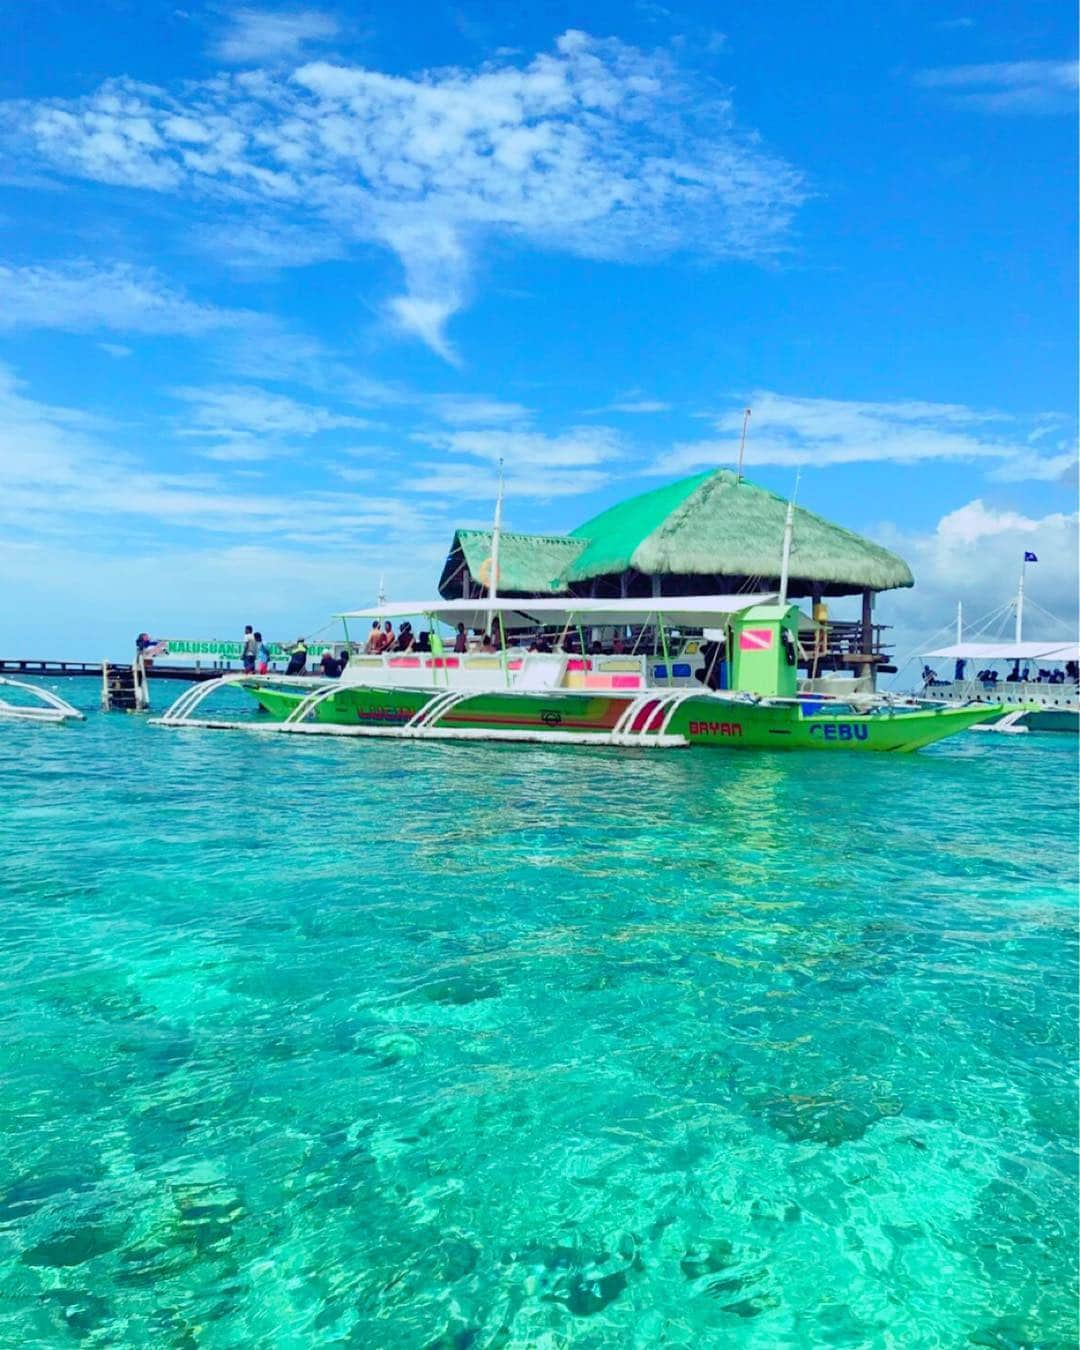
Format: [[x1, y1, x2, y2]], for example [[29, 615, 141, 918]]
[[860, 589, 875, 689]]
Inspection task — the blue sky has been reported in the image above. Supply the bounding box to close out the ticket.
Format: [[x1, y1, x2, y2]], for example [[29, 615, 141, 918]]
[[0, 1, 1076, 659]]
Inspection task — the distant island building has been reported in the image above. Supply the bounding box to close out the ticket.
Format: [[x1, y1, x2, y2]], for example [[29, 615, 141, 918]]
[[438, 468, 914, 681]]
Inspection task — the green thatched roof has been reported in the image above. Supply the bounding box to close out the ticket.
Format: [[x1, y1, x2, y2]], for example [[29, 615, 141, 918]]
[[565, 469, 913, 594], [439, 528, 586, 596]]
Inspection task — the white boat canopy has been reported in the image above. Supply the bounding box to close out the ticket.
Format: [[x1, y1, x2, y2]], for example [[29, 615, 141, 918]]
[[924, 640, 1079, 662], [338, 594, 779, 630]]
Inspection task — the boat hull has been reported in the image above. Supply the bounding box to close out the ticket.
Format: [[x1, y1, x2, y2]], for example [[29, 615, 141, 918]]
[[247, 683, 996, 752]]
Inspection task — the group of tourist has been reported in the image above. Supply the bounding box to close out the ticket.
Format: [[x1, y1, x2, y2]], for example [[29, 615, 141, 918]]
[[927, 659, 1078, 688], [364, 620, 417, 653]]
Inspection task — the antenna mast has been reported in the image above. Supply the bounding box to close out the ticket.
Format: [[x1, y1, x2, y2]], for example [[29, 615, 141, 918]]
[[736, 407, 752, 482]]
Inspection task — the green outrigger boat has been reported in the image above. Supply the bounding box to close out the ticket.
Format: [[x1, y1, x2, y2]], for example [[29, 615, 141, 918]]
[[153, 596, 998, 753]]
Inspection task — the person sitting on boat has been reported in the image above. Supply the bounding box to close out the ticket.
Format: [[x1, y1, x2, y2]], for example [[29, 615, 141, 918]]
[[453, 623, 468, 653], [394, 622, 415, 652], [416, 630, 431, 653], [490, 617, 504, 650], [284, 638, 308, 675], [364, 621, 382, 653], [1007, 663, 1021, 682], [611, 633, 626, 654], [319, 649, 340, 677], [339, 647, 350, 670]]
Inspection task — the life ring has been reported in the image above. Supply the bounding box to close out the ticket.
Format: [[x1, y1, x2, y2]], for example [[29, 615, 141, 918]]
[[477, 556, 499, 589]]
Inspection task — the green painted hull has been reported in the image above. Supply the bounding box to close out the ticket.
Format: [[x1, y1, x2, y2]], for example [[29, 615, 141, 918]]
[[249, 684, 998, 752]]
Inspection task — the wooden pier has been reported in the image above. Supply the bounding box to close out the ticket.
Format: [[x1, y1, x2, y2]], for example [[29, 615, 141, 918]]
[[0, 659, 226, 683]]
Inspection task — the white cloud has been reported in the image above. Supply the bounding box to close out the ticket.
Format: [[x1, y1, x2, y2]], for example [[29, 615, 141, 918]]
[[6, 31, 805, 358], [171, 384, 372, 438], [650, 391, 1074, 479], [914, 60, 1079, 114], [211, 8, 340, 64], [99, 342, 133, 358], [0, 261, 250, 335]]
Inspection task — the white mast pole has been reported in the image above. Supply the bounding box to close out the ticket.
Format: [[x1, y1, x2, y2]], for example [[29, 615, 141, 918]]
[[1014, 557, 1026, 644], [489, 457, 504, 603], [778, 470, 801, 606], [736, 407, 751, 482], [956, 600, 962, 644], [377, 573, 386, 608]]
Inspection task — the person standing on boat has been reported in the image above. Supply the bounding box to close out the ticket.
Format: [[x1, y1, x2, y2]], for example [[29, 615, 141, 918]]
[[242, 625, 257, 674], [319, 649, 340, 677], [253, 632, 270, 675], [453, 623, 468, 654]]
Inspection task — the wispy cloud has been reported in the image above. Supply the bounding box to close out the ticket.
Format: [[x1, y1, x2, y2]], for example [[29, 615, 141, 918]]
[[433, 396, 532, 425], [914, 59, 1078, 114], [194, 219, 346, 271], [414, 424, 622, 499], [5, 31, 806, 360], [0, 362, 432, 544], [650, 391, 1076, 480], [171, 384, 372, 438], [0, 261, 251, 335], [210, 7, 340, 64], [592, 398, 671, 415]]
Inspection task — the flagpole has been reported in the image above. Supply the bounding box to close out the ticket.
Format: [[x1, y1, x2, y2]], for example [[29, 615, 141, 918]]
[[1014, 557, 1026, 644], [489, 457, 504, 603], [778, 470, 801, 606]]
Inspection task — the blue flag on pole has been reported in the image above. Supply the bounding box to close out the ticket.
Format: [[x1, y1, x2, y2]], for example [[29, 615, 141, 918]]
[[1024, 551, 1038, 562]]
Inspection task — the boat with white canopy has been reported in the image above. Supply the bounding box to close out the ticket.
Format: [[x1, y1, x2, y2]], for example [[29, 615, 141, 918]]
[[920, 641, 1078, 733], [919, 557, 1078, 732], [0, 676, 86, 725]]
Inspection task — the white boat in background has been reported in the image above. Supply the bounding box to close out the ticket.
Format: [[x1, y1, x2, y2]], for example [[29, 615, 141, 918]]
[[920, 640, 1078, 733], [920, 559, 1078, 733], [0, 676, 86, 724]]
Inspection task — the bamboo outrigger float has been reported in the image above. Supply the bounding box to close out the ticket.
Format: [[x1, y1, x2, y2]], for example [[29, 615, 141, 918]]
[[151, 595, 998, 753], [0, 676, 85, 724]]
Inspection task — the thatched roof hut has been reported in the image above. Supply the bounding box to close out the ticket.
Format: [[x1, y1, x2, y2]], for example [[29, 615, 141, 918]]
[[438, 468, 913, 601]]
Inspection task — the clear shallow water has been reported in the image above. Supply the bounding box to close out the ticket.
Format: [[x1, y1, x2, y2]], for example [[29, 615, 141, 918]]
[[0, 678, 1076, 1348]]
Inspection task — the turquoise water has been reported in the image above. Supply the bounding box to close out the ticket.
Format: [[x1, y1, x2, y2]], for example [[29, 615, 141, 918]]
[[1, 678, 1076, 1348]]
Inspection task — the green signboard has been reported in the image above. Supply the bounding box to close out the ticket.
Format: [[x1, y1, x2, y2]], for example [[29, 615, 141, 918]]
[[162, 639, 311, 661]]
